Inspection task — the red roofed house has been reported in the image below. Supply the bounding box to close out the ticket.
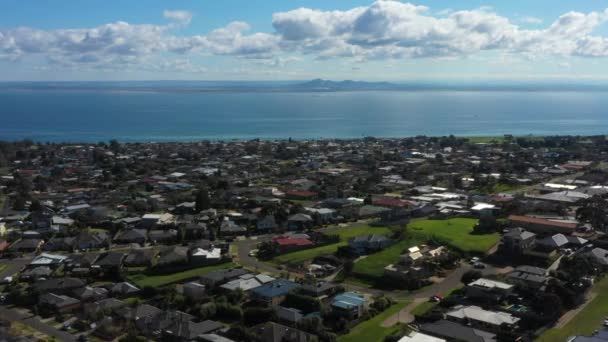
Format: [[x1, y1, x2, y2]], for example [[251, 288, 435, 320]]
[[373, 196, 410, 209], [272, 236, 314, 253], [508, 215, 578, 234]]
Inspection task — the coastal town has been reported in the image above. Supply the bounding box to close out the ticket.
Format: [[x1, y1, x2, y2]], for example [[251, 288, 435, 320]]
[[0, 135, 607, 342]]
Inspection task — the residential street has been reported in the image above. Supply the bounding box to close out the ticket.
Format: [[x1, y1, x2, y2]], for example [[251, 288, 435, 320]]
[[0, 306, 77, 341]]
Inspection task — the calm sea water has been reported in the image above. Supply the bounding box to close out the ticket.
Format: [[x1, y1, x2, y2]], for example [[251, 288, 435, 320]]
[[0, 88, 607, 142]]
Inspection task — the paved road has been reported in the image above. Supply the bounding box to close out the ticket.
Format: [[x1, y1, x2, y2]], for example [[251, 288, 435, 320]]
[[0, 257, 30, 279], [0, 306, 77, 341], [381, 262, 511, 326], [234, 235, 284, 275]]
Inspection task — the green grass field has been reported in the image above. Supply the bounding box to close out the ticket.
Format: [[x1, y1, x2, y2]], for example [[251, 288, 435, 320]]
[[352, 235, 427, 280], [537, 276, 608, 342], [272, 225, 392, 265], [349, 219, 498, 285], [128, 262, 236, 288], [408, 218, 499, 253], [338, 300, 410, 342]]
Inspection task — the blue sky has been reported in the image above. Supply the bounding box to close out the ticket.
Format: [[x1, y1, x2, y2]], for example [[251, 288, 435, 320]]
[[1, 0, 608, 81]]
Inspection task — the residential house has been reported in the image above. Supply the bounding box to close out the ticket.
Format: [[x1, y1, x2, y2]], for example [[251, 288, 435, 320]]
[[116, 303, 162, 322], [111, 282, 140, 297], [161, 319, 224, 341], [29, 252, 67, 269], [124, 248, 156, 267], [21, 266, 53, 282], [135, 310, 194, 337], [93, 252, 125, 273], [220, 218, 247, 236], [257, 215, 278, 232], [348, 234, 392, 255], [43, 236, 75, 252], [446, 305, 520, 332], [506, 265, 549, 289], [331, 292, 366, 318], [500, 228, 536, 255], [583, 247, 608, 270], [183, 282, 206, 301], [420, 319, 497, 342], [75, 230, 110, 250], [277, 306, 305, 325], [398, 331, 446, 342], [272, 235, 314, 253], [300, 281, 338, 299], [250, 279, 300, 306], [33, 277, 86, 294], [72, 286, 109, 302], [220, 274, 275, 293], [536, 233, 569, 252], [38, 293, 81, 313], [287, 214, 314, 231], [84, 298, 127, 319], [149, 229, 178, 244], [9, 238, 44, 254], [113, 229, 147, 245], [466, 278, 514, 303], [183, 222, 207, 240], [252, 322, 317, 342], [200, 268, 249, 287], [157, 246, 189, 267], [508, 215, 578, 234]]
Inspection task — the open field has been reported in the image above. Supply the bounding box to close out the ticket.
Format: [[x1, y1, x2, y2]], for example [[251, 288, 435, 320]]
[[338, 300, 410, 342], [352, 235, 427, 280], [537, 276, 608, 342], [128, 262, 236, 288], [407, 218, 499, 253], [272, 225, 392, 265], [349, 219, 498, 285]]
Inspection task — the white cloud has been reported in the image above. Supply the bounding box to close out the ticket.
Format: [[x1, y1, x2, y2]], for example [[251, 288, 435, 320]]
[[163, 10, 193, 25], [2, 1, 608, 73]]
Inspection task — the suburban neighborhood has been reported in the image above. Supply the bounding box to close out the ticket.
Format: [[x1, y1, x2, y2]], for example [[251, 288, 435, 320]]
[[0, 135, 608, 342]]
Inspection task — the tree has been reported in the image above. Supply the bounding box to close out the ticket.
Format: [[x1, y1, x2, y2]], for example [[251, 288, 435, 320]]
[[195, 188, 211, 212], [461, 270, 482, 285], [576, 195, 608, 231]]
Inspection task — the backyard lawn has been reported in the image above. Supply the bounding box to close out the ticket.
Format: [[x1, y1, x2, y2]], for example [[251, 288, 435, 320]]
[[537, 276, 608, 342], [407, 218, 499, 253], [338, 300, 410, 342], [272, 225, 392, 265], [128, 262, 236, 288]]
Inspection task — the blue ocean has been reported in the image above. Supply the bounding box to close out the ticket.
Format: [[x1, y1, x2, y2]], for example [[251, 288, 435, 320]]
[[1, 82, 607, 142]]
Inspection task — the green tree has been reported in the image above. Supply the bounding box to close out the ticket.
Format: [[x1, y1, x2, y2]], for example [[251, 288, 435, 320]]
[[195, 187, 211, 212]]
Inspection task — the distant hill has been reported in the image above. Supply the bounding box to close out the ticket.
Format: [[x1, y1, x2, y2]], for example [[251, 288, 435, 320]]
[[289, 79, 401, 91]]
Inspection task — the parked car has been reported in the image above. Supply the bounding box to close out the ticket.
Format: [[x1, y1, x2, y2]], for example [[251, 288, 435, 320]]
[[473, 262, 486, 269]]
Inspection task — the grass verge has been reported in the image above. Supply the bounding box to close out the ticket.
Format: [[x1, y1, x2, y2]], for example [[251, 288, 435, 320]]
[[338, 300, 410, 342], [128, 262, 236, 288]]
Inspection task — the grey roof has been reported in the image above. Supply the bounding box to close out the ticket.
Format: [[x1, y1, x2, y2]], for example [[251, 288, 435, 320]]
[[420, 320, 496, 342], [504, 228, 535, 241], [586, 248, 608, 266], [536, 234, 569, 248]]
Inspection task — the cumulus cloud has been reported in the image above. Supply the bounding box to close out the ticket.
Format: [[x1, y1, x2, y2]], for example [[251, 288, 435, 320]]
[[163, 10, 193, 25], [521, 16, 543, 25], [272, 1, 608, 59], [2, 0, 608, 72]]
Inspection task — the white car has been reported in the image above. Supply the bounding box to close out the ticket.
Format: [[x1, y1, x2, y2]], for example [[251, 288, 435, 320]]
[[0, 276, 12, 284], [249, 249, 259, 257]]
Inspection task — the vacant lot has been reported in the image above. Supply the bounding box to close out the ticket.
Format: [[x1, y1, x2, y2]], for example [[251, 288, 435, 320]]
[[350, 219, 498, 285], [338, 300, 410, 342], [129, 262, 236, 288], [407, 218, 499, 253], [352, 235, 427, 280], [272, 225, 392, 265], [537, 276, 608, 342]]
